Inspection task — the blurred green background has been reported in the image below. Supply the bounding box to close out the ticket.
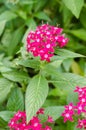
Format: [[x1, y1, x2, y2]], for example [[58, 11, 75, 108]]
[[0, 0, 86, 129], [0, 0, 86, 76]]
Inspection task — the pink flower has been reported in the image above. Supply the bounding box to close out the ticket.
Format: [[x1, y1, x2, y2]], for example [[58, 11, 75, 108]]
[[26, 24, 68, 62], [75, 102, 86, 115], [8, 111, 26, 130], [62, 102, 75, 122], [74, 86, 86, 98], [74, 86, 83, 94], [79, 96, 86, 104], [36, 108, 44, 115], [57, 35, 69, 47], [8, 109, 53, 130], [62, 86, 86, 129], [62, 109, 74, 122], [77, 119, 86, 129], [64, 102, 74, 111], [74, 86, 86, 115], [44, 125, 52, 130], [47, 115, 54, 123]]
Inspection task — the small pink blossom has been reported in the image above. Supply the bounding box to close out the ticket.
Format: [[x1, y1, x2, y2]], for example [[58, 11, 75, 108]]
[[74, 86, 83, 94], [75, 102, 86, 115], [64, 102, 74, 111], [62, 109, 74, 122], [44, 125, 52, 130], [8, 109, 53, 130], [26, 24, 69, 62], [62, 86, 86, 129], [77, 119, 86, 129], [36, 108, 44, 115], [47, 115, 54, 123]]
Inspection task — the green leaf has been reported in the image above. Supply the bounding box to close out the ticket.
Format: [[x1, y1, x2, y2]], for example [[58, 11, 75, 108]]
[[0, 117, 7, 128], [0, 78, 14, 103], [25, 75, 48, 123], [26, 18, 37, 28], [67, 122, 77, 130], [0, 66, 12, 73], [69, 29, 86, 41], [71, 61, 83, 75], [62, 0, 84, 18], [1, 29, 12, 47], [49, 59, 63, 68], [34, 12, 51, 21], [2, 70, 29, 82], [22, 19, 36, 44], [16, 9, 27, 20], [63, 5, 73, 27], [44, 99, 60, 107], [7, 27, 24, 56], [20, 0, 37, 4], [0, 111, 15, 122], [44, 65, 86, 90], [63, 59, 73, 72], [34, 0, 47, 12], [0, 11, 17, 22], [52, 73, 86, 90], [55, 49, 85, 59], [0, 20, 6, 36], [45, 106, 64, 120], [7, 87, 24, 111], [67, 91, 78, 105], [80, 8, 86, 29], [16, 58, 40, 69]]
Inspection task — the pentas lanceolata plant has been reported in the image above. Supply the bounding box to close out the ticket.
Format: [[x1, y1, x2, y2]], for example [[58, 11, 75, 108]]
[[8, 24, 68, 130], [26, 24, 68, 62], [8, 108, 53, 130], [62, 86, 86, 129]]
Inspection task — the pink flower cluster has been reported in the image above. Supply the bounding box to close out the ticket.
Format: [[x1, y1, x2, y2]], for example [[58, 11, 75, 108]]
[[8, 108, 53, 130], [62, 86, 86, 129], [26, 24, 68, 62]]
